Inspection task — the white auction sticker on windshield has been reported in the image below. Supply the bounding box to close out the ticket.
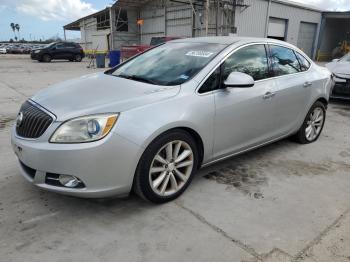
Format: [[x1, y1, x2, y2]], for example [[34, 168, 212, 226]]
[[185, 51, 214, 58]]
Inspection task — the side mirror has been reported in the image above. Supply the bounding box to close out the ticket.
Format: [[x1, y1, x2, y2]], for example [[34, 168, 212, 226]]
[[224, 72, 255, 88], [332, 58, 340, 62]]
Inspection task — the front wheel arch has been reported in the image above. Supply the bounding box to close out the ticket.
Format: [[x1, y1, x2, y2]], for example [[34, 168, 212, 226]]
[[133, 128, 200, 203]]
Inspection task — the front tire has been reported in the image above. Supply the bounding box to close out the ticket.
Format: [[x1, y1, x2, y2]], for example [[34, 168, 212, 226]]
[[294, 101, 326, 144], [42, 54, 51, 62], [133, 130, 198, 203]]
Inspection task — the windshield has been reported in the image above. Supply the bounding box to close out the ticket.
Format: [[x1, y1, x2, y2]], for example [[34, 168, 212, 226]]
[[108, 42, 226, 86], [340, 53, 350, 62], [45, 42, 56, 48]]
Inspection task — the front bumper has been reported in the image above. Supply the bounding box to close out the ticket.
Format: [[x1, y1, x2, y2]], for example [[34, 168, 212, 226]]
[[30, 52, 41, 60], [331, 76, 350, 99], [11, 125, 143, 198]]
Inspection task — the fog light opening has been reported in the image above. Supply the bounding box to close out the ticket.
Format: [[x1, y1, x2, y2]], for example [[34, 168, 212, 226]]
[[59, 175, 84, 188]]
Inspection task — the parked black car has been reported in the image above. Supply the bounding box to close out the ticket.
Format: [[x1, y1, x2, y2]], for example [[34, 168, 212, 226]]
[[31, 42, 85, 62]]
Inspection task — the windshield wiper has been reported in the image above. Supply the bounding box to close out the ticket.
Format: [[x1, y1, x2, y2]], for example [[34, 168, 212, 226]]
[[116, 74, 157, 85]]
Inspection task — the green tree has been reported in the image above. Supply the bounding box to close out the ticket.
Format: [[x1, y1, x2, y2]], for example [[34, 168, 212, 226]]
[[10, 23, 16, 39], [15, 24, 20, 40]]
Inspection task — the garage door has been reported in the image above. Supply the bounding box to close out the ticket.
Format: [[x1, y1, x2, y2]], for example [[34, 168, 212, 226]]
[[297, 22, 317, 57], [268, 18, 287, 40]]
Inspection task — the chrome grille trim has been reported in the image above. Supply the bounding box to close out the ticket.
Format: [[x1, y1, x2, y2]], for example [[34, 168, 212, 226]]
[[16, 101, 54, 139]]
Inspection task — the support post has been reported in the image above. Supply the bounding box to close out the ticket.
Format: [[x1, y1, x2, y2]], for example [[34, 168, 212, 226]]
[[216, 0, 219, 36], [109, 6, 116, 50], [264, 0, 272, 37], [205, 0, 210, 36]]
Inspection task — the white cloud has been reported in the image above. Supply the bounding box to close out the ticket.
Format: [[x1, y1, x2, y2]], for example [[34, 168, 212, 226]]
[[3, 0, 97, 21], [290, 0, 350, 11]]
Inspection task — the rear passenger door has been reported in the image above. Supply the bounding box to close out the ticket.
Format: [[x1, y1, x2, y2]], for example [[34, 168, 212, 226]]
[[65, 43, 78, 58], [268, 45, 311, 135]]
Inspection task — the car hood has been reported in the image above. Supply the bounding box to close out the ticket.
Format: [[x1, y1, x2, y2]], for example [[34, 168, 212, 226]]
[[326, 62, 350, 78], [31, 72, 180, 121]]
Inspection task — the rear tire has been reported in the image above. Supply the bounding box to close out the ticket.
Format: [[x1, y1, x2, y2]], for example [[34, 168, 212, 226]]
[[75, 54, 82, 62], [293, 101, 326, 144], [133, 129, 198, 204]]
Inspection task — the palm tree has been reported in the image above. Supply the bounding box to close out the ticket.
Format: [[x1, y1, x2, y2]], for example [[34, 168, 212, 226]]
[[15, 24, 20, 40], [10, 23, 16, 39]]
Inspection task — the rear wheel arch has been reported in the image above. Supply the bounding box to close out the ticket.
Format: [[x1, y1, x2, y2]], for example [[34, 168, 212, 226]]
[[316, 97, 328, 108]]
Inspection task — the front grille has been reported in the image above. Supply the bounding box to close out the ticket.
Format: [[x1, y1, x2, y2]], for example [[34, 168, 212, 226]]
[[16, 101, 53, 139]]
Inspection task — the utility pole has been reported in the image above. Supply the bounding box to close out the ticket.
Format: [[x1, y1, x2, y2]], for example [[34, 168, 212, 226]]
[[205, 0, 210, 36]]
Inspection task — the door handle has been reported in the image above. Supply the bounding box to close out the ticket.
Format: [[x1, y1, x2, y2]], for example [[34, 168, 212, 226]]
[[303, 81, 312, 88], [263, 92, 276, 99]]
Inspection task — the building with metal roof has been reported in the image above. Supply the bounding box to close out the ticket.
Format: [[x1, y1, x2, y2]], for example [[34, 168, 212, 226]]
[[64, 0, 327, 59]]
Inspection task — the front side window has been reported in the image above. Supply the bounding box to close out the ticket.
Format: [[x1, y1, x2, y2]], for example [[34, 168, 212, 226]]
[[295, 52, 311, 71], [222, 44, 269, 81], [198, 67, 221, 94], [270, 45, 301, 76], [108, 42, 226, 86]]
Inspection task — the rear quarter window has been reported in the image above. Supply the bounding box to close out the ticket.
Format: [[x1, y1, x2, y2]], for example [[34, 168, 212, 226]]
[[295, 52, 311, 71]]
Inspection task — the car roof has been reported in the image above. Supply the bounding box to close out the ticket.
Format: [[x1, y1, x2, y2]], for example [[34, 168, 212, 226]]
[[171, 36, 292, 47]]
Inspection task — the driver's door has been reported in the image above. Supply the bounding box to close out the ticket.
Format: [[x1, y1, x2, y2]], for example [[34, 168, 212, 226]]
[[212, 44, 280, 159]]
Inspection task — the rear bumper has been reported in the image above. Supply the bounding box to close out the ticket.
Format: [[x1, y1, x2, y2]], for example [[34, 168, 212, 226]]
[[11, 125, 143, 198]]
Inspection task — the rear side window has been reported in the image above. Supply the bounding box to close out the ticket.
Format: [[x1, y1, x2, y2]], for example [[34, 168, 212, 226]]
[[222, 44, 269, 81], [269, 45, 301, 76], [295, 52, 311, 71], [66, 43, 77, 48]]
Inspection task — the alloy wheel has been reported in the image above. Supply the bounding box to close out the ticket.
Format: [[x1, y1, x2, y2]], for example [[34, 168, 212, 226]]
[[305, 107, 324, 142], [149, 140, 194, 196]]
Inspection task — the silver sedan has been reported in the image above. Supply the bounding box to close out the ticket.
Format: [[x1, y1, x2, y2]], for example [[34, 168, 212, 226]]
[[11, 37, 332, 203]]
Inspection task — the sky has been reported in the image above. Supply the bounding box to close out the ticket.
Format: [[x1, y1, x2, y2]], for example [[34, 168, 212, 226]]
[[0, 0, 349, 41]]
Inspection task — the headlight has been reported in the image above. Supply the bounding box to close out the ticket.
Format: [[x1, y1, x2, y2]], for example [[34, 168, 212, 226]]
[[34, 50, 41, 53], [50, 114, 119, 143]]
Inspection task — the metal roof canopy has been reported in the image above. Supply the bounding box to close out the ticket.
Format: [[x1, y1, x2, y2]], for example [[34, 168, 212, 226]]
[[64, 8, 110, 31], [323, 11, 350, 19], [114, 0, 154, 8], [64, 0, 161, 31]]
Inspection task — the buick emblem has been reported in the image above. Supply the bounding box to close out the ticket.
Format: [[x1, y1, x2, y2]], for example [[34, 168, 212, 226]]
[[16, 112, 24, 127]]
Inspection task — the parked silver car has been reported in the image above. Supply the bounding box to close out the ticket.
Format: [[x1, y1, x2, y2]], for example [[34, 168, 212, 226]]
[[326, 53, 350, 99], [11, 37, 332, 203]]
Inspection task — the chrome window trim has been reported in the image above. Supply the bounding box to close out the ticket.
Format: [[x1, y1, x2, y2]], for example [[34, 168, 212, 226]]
[[196, 41, 313, 96]]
